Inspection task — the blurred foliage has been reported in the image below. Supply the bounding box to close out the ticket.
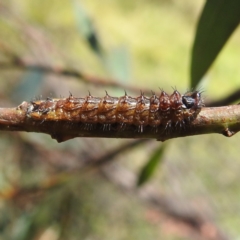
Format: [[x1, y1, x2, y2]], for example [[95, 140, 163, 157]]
[[137, 143, 166, 186], [0, 0, 240, 240]]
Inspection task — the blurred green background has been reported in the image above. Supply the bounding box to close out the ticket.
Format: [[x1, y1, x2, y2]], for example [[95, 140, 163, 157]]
[[0, 0, 240, 239]]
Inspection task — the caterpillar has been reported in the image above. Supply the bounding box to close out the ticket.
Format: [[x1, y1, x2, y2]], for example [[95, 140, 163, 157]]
[[27, 90, 204, 133]]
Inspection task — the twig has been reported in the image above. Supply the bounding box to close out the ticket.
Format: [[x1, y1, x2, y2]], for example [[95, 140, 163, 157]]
[[0, 58, 145, 94], [0, 101, 239, 142], [2, 55, 240, 106], [85, 139, 149, 169]]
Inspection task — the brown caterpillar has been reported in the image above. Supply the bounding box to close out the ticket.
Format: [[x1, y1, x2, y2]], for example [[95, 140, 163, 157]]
[[27, 90, 204, 132]]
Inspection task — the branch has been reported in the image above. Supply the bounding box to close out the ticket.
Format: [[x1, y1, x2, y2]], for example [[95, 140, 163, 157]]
[[0, 57, 144, 94], [0, 101, 239, 142], [85, 139, 149, 169]]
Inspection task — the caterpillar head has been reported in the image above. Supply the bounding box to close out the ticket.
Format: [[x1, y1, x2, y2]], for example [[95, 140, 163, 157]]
[[182, 91, 204, 110]]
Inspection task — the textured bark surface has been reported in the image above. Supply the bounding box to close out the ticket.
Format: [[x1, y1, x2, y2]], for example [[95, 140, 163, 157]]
[[0, 101, 240, 142]]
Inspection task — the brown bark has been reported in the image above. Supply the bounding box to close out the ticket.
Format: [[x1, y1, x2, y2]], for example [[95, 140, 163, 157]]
[[0, 101, 240, 142]]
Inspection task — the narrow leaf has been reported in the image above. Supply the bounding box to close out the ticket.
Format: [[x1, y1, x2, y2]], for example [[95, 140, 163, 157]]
[[191, 0, 240, 88], [137, 144, 166, 187], [71, 0, 102, 56]]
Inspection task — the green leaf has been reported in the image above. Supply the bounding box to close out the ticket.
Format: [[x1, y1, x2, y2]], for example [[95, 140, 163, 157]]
[[190, 0, 240, 88], [71, 0, 102, 56], [137, 144, 166, 187]]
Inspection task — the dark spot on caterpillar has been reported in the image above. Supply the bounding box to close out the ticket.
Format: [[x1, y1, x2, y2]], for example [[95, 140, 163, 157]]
[[27, 90, 204, 133], [182, 91, 201, 109]]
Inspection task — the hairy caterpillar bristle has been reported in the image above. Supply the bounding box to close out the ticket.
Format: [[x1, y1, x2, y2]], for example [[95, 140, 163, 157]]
[[27, 90, 204, 133]]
